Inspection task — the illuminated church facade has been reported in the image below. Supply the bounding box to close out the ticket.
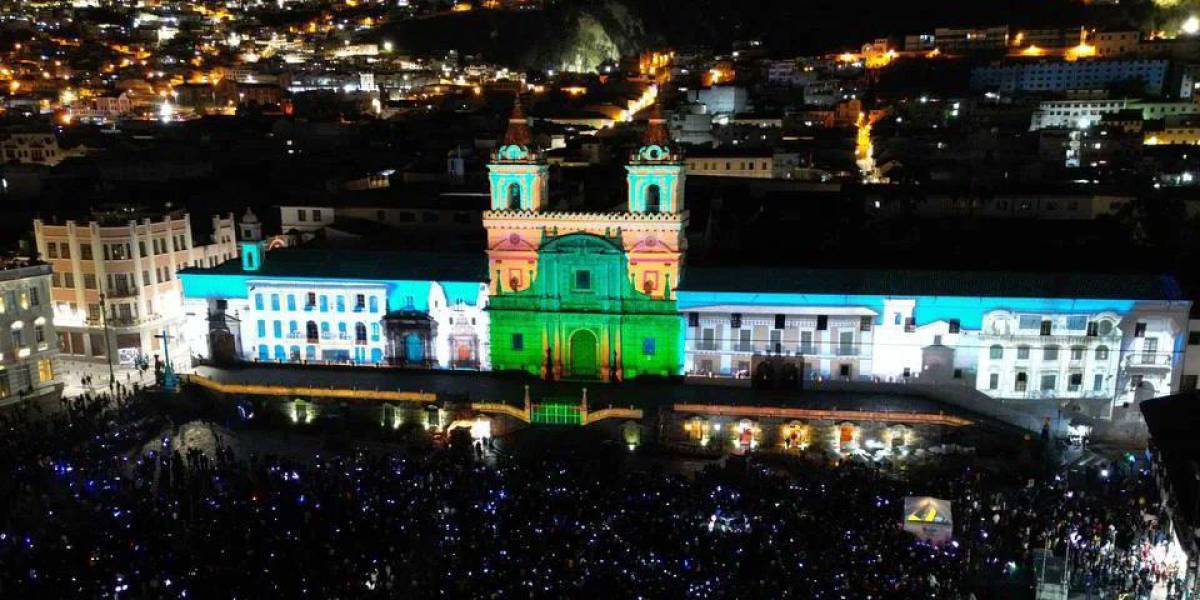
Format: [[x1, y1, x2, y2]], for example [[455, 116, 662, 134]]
[[176, 99, 1192, 407], [482, 100, 686, 380]]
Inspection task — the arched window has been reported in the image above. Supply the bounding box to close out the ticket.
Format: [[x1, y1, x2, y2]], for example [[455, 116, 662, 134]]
[[645, 184, 661, 213], [1095, 345, 1109, 360], [989, 344, 1003, 359], [355, 322, 367, 344], [306, 321, 318, 342], [1015, 372, 1028, 391], [507, 182, 521, 210]]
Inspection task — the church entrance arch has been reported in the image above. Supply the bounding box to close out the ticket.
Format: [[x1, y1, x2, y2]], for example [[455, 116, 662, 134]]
[[568, 329, 599, 378]]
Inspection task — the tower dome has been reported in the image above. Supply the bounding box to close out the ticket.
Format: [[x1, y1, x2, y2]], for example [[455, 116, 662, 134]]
[[493, 96, 540, 163], [630, 104, 680, 164]]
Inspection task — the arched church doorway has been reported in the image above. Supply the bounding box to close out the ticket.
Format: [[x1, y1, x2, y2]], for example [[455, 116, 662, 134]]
[[568, 329, 599, 378]]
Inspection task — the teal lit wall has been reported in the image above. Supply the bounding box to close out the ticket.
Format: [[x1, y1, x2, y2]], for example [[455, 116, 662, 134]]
[[677, 291, 1141, 330], [626, 164, 682, 213], [487, 163, 548, 210], [181, 272, 483, 312]]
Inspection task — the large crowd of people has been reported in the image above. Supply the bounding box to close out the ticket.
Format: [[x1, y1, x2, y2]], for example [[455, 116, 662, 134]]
[[0, 389, 1187, 598]]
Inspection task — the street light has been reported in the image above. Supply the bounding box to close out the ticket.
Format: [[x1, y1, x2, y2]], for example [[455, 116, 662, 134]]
[[99, 292, 115, 392]]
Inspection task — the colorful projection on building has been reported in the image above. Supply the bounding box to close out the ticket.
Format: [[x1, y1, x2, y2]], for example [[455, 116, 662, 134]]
[[489, 233, 683, 381]]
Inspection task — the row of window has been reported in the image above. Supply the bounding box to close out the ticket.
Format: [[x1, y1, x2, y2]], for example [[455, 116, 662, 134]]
[[294, 208, 324, 222], [988, 343, 1115, 361], [253, 292, 383, 314], [694, 328, 859, 354], [53, 267, 175, 291], [255, 320, 380, 344], [257, 344, 384, 363], [508, 333, 657, 356], [688, 160, 771, 171], [44, 235, 189, 261], [988, 371, 1106, 393], [0, 287, 41, 313]]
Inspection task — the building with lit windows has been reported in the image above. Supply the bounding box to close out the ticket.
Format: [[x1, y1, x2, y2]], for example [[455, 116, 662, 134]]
[[0, 131, 73, 166], [179, 244, 489, 370], [482, 100, 685, 380], [0, 259, 59, 406], [678, 268, 1191, 408], [33, 209, 239, 367], [972, 59, 1169, 96]]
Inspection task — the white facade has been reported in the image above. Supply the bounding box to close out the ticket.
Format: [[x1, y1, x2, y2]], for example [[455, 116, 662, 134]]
[[243, 282, 390, 364], [1030, 99, 1131, 130], [0, 262, 59, 405], [682, 295, 1190, 408], [975, 310, 1123, 400], [195, 279, 490, 370]]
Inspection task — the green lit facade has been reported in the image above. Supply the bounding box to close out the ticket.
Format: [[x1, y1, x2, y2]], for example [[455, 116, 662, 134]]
[[488, 233, 682, 381]]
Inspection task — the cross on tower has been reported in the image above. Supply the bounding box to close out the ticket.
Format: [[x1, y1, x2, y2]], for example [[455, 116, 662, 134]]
[[154, 329, 178, 390]]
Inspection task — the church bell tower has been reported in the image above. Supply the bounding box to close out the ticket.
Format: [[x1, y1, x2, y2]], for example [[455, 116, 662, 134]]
[[487, 96, 549, 212], [626, 104, 685, 214]]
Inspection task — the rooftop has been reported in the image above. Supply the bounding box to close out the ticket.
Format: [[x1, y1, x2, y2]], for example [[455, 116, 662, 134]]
[[0, 259, 50, 282], [680, 266, 1186, 301], [180, 247, 487, 283]]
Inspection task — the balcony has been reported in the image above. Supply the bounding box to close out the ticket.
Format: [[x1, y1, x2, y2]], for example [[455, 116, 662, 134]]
[[1124, 352, 1172, 370], [105, 286, 138, 299]]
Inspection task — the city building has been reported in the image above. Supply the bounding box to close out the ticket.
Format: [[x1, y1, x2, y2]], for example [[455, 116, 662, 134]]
[[0, 131, 71, 166], [482, 100, 685, 380], [684, 149, 802, 179], [1145, 125, 1200, 146], [0, 259, 59, 406], [686, 86, 750, 115], [972, 59, 1169, 96], [33, 209, 239, 367], [1093, 31, 1141, 58], [1030, 98, 1132, 130], [933, 26, 1010, 52], [866, 192, 1135, 220], [1030, 99, 1200, 130], [1183, 318, 1200, 392], [179, 245, 490, 369], [678, 268, 1191, 408]]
